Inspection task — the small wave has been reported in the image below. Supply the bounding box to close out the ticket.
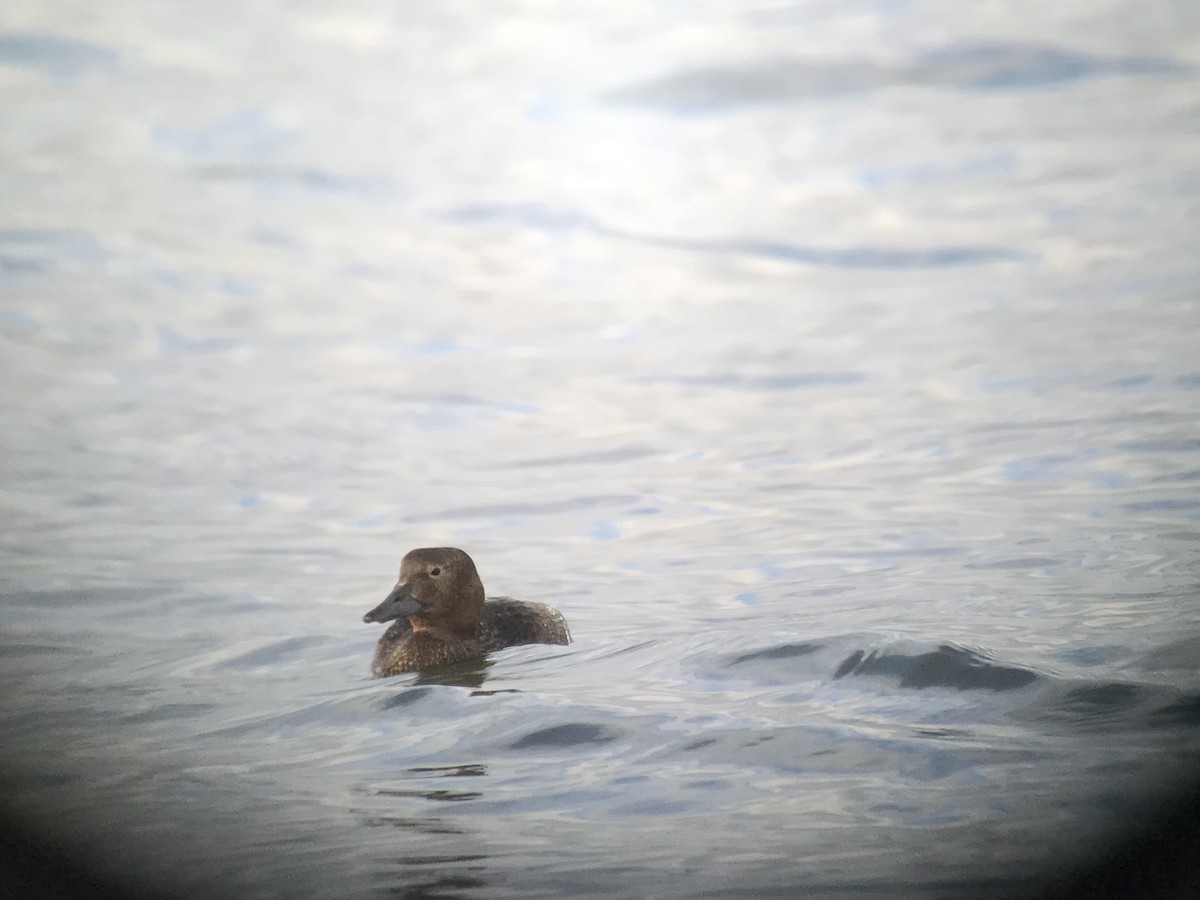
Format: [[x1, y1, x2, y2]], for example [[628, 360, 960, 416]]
[[381, 686, 435, 710], [728, 642, 824, 665], [212, 635, 331, 670], [603, 42, 1188, 114], [405, 764, 487, 778], [1148, 695, 1200, 728], [510, 722, 619, 750], [369, 785, 483, 803], [1136, 635, 1200, 673], [1030, 682, 1200, 733], [437, 201, 1023, 270], [834, 644, 1040, 691]]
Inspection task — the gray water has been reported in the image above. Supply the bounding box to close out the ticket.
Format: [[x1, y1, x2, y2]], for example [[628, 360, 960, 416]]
[[2, 1, 1200, 898]]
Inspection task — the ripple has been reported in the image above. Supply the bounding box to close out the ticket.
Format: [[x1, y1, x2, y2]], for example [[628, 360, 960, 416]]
[[639, 373, 865, 391], [438, 201, 1023, 269], [834, 644, 1040, 691], [404, 494, 637, 522], [1148, 695, 1200, 728], [0, 228, 107, 280], [497, 445, 660, 468], [603, 42, 1188, 113], [1136, 636, 1200, 673], [406, 764, 487, 778], [1121, 438, 1200, 453], [381, 687, 435, 710], [1027, 681, 1200, 734], [209, 636, 332, 671], [965, 556, 1062, 570], [509, 722, 619, 750], [727, 642, 824, 666], [358, 815, 466, 836], [117, 703, 217, 726], [371, 785, 483, 803]]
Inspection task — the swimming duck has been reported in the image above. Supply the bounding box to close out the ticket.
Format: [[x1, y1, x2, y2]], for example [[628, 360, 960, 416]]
[[362, 547, 571, 676]]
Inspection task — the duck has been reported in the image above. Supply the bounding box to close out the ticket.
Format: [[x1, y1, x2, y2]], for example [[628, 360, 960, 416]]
[[362, 547, 571, 676]]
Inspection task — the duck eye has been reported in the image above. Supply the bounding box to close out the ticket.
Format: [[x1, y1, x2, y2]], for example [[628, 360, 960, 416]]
[[430, 567, 441, 577]]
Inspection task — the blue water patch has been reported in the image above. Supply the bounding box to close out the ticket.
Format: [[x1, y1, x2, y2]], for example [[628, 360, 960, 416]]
[[0, 308, 40, 333], [441, 203, 594, 233], [0, 30, 118, 80], [192, 163, 391, 198], [1122, 497, 1200, 514], [0, 228, 107, 280], [918, 42, 1189, 92], [152, 109, 296, 159], [1106, 373, 1155, 391], [500, 399, 541, 414], [145, 267, 202, 293], [588, 521, 621, 541], [978, 373, 1073, 396], [1002, 456, 1074, 483], [411, 337, 460, 356], [523, 91, 565, 124], [857, 151, 1016, 189], [218, 277, 261, 298], [1044, 203, 1084, 223], [372, 335, 462, 357], [158, 328, 240, 354], [756, 562, 786, 581]]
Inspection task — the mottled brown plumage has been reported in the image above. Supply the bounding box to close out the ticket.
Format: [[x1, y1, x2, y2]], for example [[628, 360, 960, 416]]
[[362, 547, 570, 677]]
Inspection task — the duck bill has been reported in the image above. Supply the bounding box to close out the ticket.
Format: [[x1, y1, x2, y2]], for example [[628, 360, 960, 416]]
[[363, 581, 422, 624]]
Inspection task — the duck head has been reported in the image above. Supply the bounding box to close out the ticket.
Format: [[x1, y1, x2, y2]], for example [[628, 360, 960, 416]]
[[363, 547, 486, 640]]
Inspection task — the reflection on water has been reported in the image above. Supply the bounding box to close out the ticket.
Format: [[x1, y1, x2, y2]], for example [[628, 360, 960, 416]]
[[604, 41, 1190, 112], [832, 643, 1040, 690], [410, 661, 493, 691], [2, 0, 1200, 897], [443, 201, 1027, 268]]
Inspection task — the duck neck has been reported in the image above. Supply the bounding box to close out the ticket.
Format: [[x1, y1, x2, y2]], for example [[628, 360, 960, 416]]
[[410, 609, 479, 641]]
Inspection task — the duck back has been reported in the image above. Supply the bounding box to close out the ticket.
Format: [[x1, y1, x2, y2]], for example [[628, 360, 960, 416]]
[[479, 597, 571, 650]]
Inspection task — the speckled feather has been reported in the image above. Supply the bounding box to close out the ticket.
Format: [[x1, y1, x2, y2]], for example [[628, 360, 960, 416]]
[[370, 598, 570, 676]]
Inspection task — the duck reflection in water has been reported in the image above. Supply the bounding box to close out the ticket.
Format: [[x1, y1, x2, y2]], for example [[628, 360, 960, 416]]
[[363, 547, 571, 678]]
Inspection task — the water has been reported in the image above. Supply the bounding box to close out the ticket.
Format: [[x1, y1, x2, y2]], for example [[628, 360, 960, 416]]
[[2, 1, 1200, 897]]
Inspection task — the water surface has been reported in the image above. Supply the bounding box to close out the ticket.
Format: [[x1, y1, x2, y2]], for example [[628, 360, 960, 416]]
[[2, 1, 1200, 897]]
